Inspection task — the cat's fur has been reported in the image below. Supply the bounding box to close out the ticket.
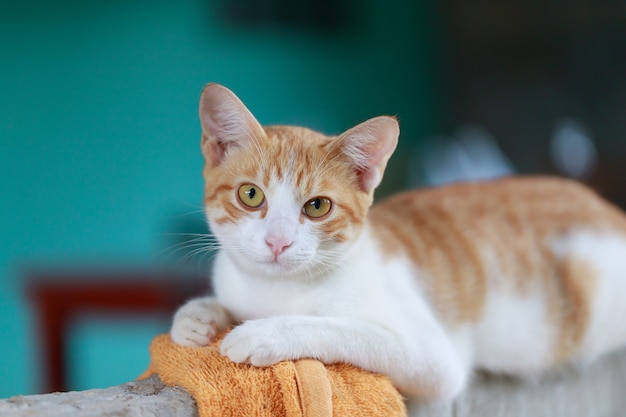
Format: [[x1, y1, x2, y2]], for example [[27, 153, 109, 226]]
[[171, 83, 626, 403]]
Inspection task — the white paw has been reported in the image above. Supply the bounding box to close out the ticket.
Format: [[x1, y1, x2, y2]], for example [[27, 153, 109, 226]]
[[220, 320, 291, 366], [170, 298, 230, 347]]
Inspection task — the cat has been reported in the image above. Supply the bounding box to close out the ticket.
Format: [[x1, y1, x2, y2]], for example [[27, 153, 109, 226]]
[[171, 83, 626, 405]]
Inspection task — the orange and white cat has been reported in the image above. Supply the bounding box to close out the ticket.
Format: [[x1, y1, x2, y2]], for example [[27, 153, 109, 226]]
[[171, 83, 626, 405]]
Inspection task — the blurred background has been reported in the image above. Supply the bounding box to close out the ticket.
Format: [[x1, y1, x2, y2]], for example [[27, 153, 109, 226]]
[[1, 0, 625, 396]]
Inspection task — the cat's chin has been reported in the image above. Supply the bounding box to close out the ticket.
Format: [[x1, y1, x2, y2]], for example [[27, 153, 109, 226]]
[[258, 261, 316, 280], [233, 256, 327, 281]]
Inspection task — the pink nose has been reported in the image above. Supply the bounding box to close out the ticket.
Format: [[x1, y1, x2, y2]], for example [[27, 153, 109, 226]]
[[265, 237, 293, 257]]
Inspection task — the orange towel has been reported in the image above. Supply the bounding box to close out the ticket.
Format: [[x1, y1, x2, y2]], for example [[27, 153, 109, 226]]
[[140, 333, 407, 417]]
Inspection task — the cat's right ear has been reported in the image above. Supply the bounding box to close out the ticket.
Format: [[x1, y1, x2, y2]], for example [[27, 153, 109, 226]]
[[338, 116, 399, 194], [199, 83, 265, 166]]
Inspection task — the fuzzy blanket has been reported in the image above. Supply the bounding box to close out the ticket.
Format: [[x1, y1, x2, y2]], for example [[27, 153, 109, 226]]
[[140, 333, 407, 417]]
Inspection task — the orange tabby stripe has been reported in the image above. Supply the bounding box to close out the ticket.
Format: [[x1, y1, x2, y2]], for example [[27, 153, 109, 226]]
[[205, 183, 232, 203], [371, 176, 626, 362], [551, 255, 597, 361]]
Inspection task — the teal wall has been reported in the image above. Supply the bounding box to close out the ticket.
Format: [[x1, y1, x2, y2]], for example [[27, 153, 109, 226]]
[[0, 0, 442, 395]]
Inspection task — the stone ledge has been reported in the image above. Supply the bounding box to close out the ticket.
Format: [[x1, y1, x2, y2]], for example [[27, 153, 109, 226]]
[[0, 375, 197, 417]]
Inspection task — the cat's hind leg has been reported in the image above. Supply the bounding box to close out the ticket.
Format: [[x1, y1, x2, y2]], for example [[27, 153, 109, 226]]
[[552, 231, 626, 360]]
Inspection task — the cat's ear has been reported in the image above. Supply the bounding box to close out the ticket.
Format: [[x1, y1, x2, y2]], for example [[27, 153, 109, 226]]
[[198, 83, 265, 166], [339, 116, 399, 193]]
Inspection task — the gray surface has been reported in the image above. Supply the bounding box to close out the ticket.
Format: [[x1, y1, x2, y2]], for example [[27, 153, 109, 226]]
[[0, 375, 197, 417], [409, 347, 626, 417]]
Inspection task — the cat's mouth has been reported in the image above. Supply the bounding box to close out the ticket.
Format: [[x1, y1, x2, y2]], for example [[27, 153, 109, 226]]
[[254, 252, 313, 276], [233, 247, 335, 281], [262, 254, 299, 268]]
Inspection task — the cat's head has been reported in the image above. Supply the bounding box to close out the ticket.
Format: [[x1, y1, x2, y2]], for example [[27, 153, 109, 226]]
[[199, 83, 398, 280]]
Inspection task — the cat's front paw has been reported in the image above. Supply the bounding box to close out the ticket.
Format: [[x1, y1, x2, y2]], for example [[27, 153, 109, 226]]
[[170, 297, 231, 347], [221, 319, 292, 366]]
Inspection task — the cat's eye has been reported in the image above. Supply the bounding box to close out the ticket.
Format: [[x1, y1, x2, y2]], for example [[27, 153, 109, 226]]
[[238, 184, 265, 208], [303, 197, 332, 219]]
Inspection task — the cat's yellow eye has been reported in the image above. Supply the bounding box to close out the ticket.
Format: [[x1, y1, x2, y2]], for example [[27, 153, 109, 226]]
[[303, 197, 332, 219], [238, 184, 265, 209]]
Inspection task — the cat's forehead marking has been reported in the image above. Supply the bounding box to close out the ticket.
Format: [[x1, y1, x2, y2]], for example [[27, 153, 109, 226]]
[[257, 129, 330, 197]]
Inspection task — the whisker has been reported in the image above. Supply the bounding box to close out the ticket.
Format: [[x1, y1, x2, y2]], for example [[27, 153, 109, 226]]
[[153, 232, 223, 266], [179, 246, 214, 264], [154, 237, 218, 255], [173, 209, 207, 219], [159, 232, 216, 238]]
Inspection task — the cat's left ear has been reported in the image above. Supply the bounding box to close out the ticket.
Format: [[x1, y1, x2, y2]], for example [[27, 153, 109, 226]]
[[198, 83, 265, 166], [339, 116, 399, 193]]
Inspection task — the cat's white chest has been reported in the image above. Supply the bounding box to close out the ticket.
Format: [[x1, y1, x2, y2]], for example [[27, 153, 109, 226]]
[[211, 250, 338, 320]]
